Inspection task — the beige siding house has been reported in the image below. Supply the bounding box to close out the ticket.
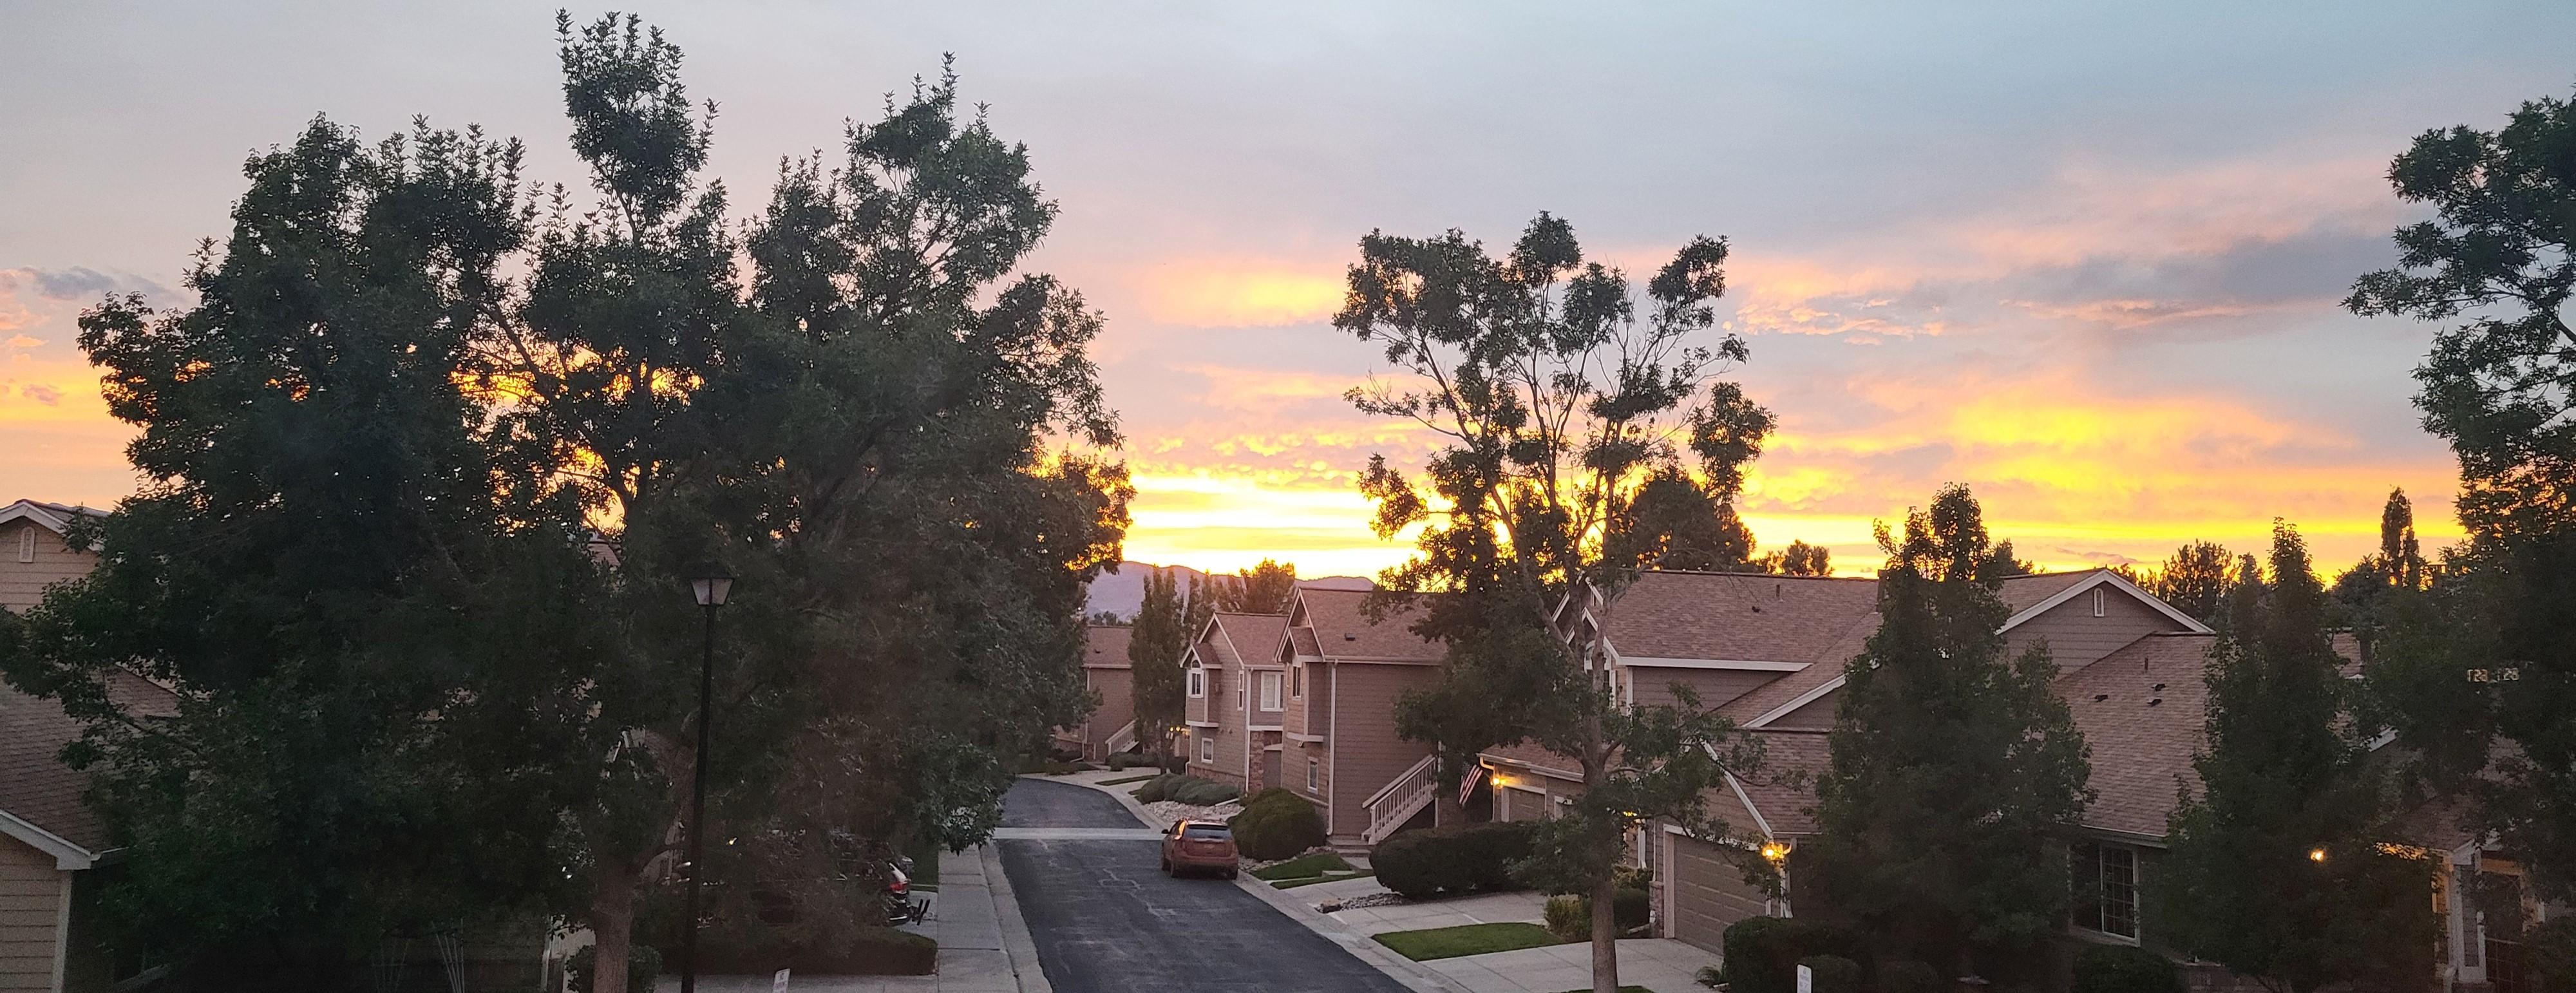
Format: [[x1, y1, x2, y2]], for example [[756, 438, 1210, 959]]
[[1271, 588, 1448, 848], [1181, 612, 1287, 791], [0, 498, 176, 993], [1054, 625, 1138, 762], [1468, 569, 2230, 960]]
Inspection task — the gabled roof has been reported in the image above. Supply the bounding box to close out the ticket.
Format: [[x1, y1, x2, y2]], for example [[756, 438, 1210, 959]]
[[0, 670, 176, 868], [1290, 587, 1444, 663], [2058, 632, 2217, 838], [1083, 624, 1133, 670], [1728, 730, 1831, 836], [1206, 612, 1288, 668], [0, 498, 107, 543], [2000, 570, 2213, 636], [1598, 572, 1880, 664]]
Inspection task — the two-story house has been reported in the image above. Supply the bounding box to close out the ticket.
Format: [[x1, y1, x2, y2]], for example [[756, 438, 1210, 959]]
[[1271, 588, 1452, 849], [1181, 611, 1290, 791], [1054, 624, 1138, 762]]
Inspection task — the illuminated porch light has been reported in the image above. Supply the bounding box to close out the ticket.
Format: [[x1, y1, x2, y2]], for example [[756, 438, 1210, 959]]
[[2308, 847, 2328, 864], [1760, 842, 1789, 863]]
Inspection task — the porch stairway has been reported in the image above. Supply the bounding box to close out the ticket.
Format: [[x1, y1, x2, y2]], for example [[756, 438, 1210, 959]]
[[1345, 753, 1439, 852], [1104, 719, 1137, 756]]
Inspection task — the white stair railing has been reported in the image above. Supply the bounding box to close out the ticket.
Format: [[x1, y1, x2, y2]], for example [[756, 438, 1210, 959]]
[[1104, 720, 1137, 755], [1361, 754, 1441, 845]]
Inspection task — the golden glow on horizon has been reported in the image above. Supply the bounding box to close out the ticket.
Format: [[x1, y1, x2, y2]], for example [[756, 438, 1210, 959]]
[[1139, 261, 1344, 327]]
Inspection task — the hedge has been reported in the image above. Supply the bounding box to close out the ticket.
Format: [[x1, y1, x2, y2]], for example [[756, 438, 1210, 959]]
[[2072, 945, 2184, 993], [1371, 820, 1537, 898], [1133, 773, 1240, 806], [1719, 917, 1864, 993], [1877, 959, 1946, 993], [1541, 888, 1649, 940], [1231, 788, 1327, 860], [1796, 955, 1863, 993], [1105, 751, 1147, 770]]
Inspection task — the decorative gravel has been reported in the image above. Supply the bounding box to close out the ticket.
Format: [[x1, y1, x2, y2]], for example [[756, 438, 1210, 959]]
[[1141, 798, 1240, 828]]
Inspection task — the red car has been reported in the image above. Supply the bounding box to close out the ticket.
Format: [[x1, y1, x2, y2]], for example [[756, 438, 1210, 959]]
[[1160, 819, 1240, 878]]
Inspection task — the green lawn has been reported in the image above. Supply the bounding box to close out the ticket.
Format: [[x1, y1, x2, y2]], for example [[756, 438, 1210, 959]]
[[1098, 773, 1159, 786], [1272, 870, 1372, 889], [1372, 922, 1567, 961], [1250, 852, 1353, 880]]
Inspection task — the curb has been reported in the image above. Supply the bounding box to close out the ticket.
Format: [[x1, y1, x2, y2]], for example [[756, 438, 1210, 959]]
[[1229, 873, 1472, 993], [980, 843, 1054, 993]]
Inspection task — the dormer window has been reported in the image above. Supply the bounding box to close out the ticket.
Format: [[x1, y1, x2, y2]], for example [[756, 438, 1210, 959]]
[[2092, 587, 2106, 618], [1187, 665, 1205, 698]]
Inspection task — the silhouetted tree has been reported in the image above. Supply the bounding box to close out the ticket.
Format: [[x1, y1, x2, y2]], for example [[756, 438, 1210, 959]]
[[2145, 541, 2234, 621], [2155, 522, 2437, 993], [1757, 539, 1833, 576], [2348, 85, 2576, 900], [1801, 485, 2091, 977], [1215, 558, 1298, 614], [1341, 214, 1770, 993]]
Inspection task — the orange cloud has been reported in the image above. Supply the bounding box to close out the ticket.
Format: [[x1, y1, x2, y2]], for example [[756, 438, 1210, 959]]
[[1135, 259, 1344, 326]]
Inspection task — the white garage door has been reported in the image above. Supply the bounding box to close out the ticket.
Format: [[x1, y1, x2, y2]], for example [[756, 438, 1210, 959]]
[[1665, 834, 1772, 953]]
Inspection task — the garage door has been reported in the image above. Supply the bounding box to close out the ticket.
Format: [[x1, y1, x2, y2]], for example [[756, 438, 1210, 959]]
[[1665, 834, 1772, 953]]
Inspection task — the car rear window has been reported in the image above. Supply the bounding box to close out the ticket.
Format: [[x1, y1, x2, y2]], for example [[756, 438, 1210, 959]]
[[1181, 824, 1231, 839]]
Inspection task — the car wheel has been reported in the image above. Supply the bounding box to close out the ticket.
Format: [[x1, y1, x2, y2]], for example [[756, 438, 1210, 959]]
[[1225, 868, 1238, 880], [1160, 856, 1171, 874]]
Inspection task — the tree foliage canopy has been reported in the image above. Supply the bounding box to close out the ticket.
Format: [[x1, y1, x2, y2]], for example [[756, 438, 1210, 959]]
[[2155, 524, 2436, 993], [1801, 486, 2090, 973]]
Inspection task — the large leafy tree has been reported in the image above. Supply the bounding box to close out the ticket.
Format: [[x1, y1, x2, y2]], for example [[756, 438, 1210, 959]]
[[2147, 540, 2234, 623], [2154, 523, 2437, 993], [1214, 558, 1299, 614], [1799, 485, 2091, 977], [2347, 84, 2576, 902], [1338, 214, 1772, 993], [0, 117, 606, 987], [3, 17, 1128, 991], [1128, 568, 1194, 759], [1757, 538, 1832, 576]]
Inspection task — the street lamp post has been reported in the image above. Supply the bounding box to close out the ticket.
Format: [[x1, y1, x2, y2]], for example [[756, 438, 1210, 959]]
[[679, 564, 732, 993]]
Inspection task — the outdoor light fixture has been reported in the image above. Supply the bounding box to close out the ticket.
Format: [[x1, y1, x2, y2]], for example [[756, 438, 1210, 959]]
[[679, 563, 734, 993], [689, 563, 734, 607], [1761, 842, 1790, 864], [2309, 847, 2328, 864]]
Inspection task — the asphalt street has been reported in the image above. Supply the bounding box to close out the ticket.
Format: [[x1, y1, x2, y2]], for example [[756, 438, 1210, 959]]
[[996, 778, 1415, 993]]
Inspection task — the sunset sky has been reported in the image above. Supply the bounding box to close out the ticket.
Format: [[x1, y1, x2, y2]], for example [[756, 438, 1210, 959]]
[[7, 3, 2573, 580]]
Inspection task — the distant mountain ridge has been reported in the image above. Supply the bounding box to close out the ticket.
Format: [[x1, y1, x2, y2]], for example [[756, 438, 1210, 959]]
[[1083, 561, 1373, 621]]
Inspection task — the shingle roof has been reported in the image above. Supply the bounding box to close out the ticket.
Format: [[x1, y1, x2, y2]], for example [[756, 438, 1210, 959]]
[[1083, 625, 1133, 670], [1715, 616, 1879, 723], [1998, 571, 2098, 612], [2059, 632, 2215, 837], [1294, 588, 1445, 663], [0, 670, 175, 855], [1733, 730, 1831, 835], [1210, 612, 1288, 668], [1600, 572, 1880, 663]]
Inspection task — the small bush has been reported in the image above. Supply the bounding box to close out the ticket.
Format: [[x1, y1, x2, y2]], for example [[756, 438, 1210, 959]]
[[1370, 820, 1538, 898], [1720, 917, 1864, 993], [1543, 889, 1651, 940], [1795, 955, 1862, 993], [1696, 965, 1725, 988], [566, 943, 660, 993], [1162, 755, 1187, 773], [1106, 751, 1146, 770], [2071, 945, 2184, 993], [1231, 789, 1327, 860], [1877, 959, 1946, 993], [1132, 773, 1182, 802]]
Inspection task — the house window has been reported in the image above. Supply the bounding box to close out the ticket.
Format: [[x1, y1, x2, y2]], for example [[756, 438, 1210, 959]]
[[2093, 587, 2106, 618], [1260, 672, 1283, 711], [1200, 735, 1215, 764], [1307, 758, 1320, 791], [15, 527, 32, 563], [1292, 664, 1303, 699], [1187, 667, 1204, 698], [2071, 841, 2139, 939], [1237, 676, 1246, 710]]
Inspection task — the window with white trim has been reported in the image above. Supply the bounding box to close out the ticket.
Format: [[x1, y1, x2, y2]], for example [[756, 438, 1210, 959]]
[[2092, 587, 2106, 618], [2071, 840, 2139, 939], [1292, 664, 1303, 699], [16, 526, 33, 563], [1199, 734, 1215, 764], [1236, 676, 1245, 710], [1186, 666, 1205, 698], [1307, 758, 1320, 790], [1260, 672, 1283, 711]]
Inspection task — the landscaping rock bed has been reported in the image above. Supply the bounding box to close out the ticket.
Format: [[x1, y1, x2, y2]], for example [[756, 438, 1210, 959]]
[[1141, 798, 1240, 828]]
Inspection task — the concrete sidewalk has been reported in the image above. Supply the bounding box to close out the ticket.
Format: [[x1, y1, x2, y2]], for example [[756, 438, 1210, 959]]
[[1423, 938, 1718, 993], [654, 844, 1048, 993]]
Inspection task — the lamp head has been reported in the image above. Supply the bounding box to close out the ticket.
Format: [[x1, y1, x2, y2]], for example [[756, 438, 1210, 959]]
[[688, 563, 734, 607]]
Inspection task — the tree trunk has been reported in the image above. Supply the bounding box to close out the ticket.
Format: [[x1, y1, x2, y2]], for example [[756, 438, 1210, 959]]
[[1591, 873, 1622, 993], [589, 865, 639, 993]]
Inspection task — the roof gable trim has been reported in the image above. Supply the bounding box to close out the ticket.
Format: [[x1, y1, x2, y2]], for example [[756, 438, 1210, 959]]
[[1622, 656, 1808, 672], [1747, 675, 1845, 728], [0, 808, 97, 870], [2002, 571, 2212, 636]]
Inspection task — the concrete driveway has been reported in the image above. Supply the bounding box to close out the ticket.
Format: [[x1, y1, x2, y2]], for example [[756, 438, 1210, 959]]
[[996, 778, 1416, 993]]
